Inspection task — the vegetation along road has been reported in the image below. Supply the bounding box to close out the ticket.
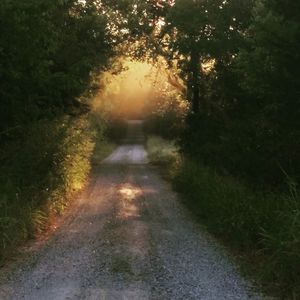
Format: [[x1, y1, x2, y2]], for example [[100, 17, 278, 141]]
[[0, 121, 263, 299]]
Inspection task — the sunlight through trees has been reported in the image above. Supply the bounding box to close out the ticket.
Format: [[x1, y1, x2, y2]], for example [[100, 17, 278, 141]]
[[0, 0, 299, 296]]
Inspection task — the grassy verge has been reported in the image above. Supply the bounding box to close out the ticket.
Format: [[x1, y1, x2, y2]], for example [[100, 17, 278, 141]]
[[0, 114, 116, 261], [147, 135, 300, 298], [146, 135, 180, 178], [92, 139, 115, 165]]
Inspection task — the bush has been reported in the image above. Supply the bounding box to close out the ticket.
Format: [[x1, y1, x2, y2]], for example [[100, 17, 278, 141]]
[[0, 115, 104, 259], [180, 113, 300, 188], [173, 159, 300, 297], [147, 136, 179, 165], [144, 92, 188, 140], [105, 117, 127, 142]]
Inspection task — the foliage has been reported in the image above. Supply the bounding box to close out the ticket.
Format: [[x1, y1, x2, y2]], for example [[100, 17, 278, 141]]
[[147, 133, 300, 296], [234, 0, 300, 184], [173, 158, 300, 297], [146, 135, 179, 168], [143, 0, 300, 295], [0, 0, 299, 295], [144, 90, 188, 139], [158, 0, 300, 187], [0, 112, 118, 259], [0, 0, 112, 135], [105, 118, 128, 142], [147, 132, 300, 298], [0, 0, 120, 258]]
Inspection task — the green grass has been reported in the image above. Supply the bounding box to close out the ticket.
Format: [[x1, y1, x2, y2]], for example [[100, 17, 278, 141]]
[[92, 138, 116, 165], [0, 114, 116, 261], [146, 135, 181, 178], [147, 135, 300, 298], [174, 161, 300, 297]]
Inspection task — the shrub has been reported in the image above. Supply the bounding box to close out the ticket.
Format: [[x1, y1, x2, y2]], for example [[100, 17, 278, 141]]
[[146, 135, 180, 169], [173, 159, 300, 297], [144, 92, 188, 140], [0, 115, 103, 259], [180, 113, 300, 188], [105, 117, 127, 142]]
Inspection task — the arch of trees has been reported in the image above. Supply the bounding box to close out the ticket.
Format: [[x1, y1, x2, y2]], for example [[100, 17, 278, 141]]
[[1, 0, 299, 185], [0, 0, 300, 295]]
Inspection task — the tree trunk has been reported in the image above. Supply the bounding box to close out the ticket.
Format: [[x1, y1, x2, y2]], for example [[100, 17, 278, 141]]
[[190, 48, 200, 113]]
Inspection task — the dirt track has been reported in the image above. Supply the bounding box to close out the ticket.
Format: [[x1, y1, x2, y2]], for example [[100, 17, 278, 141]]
[[0, 120, 261, 299]]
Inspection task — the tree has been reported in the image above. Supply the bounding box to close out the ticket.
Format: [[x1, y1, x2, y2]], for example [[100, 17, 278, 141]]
[[0, 0, 112, 136], [164, 0, 252, 114], [235, 0, 300, 182]]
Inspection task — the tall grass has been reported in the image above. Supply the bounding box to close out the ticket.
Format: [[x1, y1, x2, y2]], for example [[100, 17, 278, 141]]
[[174, 160, 300, 297], [147, 136, 178, 165], [146, 135, 300, 297], [0, 114, 113, 260]]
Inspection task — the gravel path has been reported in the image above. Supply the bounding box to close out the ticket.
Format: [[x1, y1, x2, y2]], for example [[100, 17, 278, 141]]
[[0, 120, 262, 299]]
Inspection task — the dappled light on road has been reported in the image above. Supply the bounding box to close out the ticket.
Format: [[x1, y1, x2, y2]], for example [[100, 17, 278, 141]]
[[118, 183, 142, 219], [119, 184, 141, 202]]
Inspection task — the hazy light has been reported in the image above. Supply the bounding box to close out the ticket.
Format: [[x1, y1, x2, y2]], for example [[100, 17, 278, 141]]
[[92, 58, 177, 119]]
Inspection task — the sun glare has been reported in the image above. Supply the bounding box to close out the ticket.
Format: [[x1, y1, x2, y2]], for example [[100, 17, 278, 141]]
[[92, 58, 178, 119]]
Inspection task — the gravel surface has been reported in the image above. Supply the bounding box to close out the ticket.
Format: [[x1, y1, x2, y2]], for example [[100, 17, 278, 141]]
[[0, 120, 263, 299]]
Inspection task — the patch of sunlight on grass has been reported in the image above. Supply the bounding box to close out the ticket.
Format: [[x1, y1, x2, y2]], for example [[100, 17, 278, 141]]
[[147, 135, 177, 164], [146, 135, 182, 179]]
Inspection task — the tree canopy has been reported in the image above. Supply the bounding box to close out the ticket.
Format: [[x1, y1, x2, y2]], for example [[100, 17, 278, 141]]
[[0, 0, 299, 184]]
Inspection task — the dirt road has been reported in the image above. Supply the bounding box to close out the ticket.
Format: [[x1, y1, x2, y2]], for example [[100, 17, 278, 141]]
[[0, 121, 261, 299]]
